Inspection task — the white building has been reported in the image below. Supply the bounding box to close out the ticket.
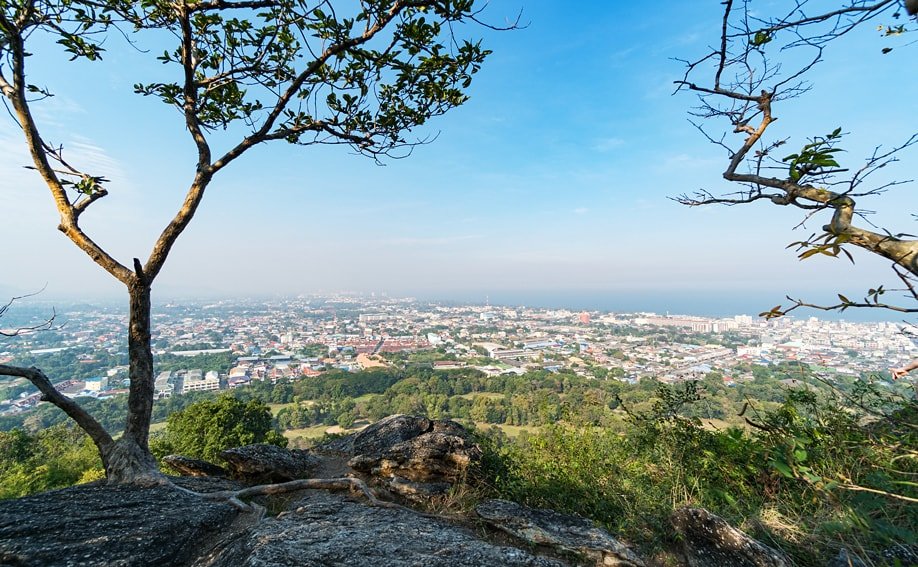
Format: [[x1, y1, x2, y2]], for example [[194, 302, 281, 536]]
[[181, 369, 220, 393]]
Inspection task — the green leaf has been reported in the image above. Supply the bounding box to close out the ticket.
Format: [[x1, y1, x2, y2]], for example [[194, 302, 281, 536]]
[[751, 31, 772, 46], [771, 459, 794, 478]]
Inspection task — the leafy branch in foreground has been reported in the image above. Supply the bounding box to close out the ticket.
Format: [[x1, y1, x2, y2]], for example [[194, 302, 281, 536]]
[[675, 0, 918, 317], [0, 0, 505, 485]]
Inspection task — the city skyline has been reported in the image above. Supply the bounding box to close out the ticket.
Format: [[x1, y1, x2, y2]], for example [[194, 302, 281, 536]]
[[1, 2, 916, 313]]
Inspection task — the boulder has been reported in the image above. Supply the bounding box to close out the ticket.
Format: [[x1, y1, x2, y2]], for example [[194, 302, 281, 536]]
[[349, 430, 480, 482], [344, 415, 481, 502], [203, 490, 567, 567], [0, 480, 238, 567], [670, 507, 790, 567], [828, 544, 918, 567], [878, 544, 918, 566], [476, 499, 645, 567], [346, 416, 478, 480], [826, 548, 868, 567], [220, 444, 320, 484], [349, 414, 433, 457], [163, 454, 228, 477], [385, 476, 453, 500]]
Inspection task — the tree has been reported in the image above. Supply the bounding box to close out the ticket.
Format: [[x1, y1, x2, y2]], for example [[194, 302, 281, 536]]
[[675, 1, 918, 512], [0, 0, 495, 484], [0, 424, 104, 499], [151, 396, 286, 464], [676, 0, 918, 318]]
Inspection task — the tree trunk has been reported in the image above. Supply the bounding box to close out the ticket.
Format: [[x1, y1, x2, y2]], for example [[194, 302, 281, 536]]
[[104, 436, 162, 485], [103, 280, 162, 485]]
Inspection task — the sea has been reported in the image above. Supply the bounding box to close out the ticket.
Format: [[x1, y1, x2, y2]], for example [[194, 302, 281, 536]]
[[423, 289, 914, 324]]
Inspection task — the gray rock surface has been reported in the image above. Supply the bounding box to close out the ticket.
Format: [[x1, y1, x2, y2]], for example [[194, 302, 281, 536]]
[[671, 507, 790, 567], [878, 544, 918, 566], [163, 455, 228, 477], [220, 444, 320, 483], [201, 491, 567, 567], [349, 414, 433, 457], [348, 415, 481, 482], [827, 544, 918, 567], [476, 499, 645, 567], [385, 475, 453, 499], [826, 548, 868, 567], [343, 415, 480, 501], [0, 480, 239, 567], [351, 429, 481, 482]]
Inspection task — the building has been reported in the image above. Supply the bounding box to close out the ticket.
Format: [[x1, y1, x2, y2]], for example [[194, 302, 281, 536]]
[[181, 369, 220, 393], [155, 371, 174, 398], [84, 376, 108, 392]]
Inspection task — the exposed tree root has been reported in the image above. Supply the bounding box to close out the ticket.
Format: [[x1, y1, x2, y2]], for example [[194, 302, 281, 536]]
[[174, 477, 437, 519]]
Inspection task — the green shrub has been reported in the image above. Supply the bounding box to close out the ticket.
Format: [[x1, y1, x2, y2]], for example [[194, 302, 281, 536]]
[[0, 424, 103, 499], [150, 395, 286, 464], [480, 382, 917, 563]]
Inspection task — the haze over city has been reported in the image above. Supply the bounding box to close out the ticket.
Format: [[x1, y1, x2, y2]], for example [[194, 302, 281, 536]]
[[1, 1, 916, 319]]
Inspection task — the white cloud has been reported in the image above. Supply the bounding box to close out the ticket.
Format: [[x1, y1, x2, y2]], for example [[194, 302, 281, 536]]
[[66, 136, 128, 184], [592, 137, 625, 152], [573, 207, 589, 215], [30, 95, 87, 128]]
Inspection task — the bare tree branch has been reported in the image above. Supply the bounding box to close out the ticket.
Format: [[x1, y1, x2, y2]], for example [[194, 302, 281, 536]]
[[0, 288, 55, 337], [0, 364, 115, 457], [2, 15, 134, 285], [676, 0, 918, 302], [178, 476, 437, 517]]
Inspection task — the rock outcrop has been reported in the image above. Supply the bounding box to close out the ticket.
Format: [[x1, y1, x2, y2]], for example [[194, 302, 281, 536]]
[[220, 444, 320, 483], [671, 507, 791, 567], [341, 414, 481, 501], [4, 417, 844, 567], [827, 544, 918, 567], [348, 414, 434, 456], [162, 455, 228, 478], [476, 499, 645, 567], [157, 415, 479, 502], [203, 491, 565, 567], [0, 479, 240, 567]]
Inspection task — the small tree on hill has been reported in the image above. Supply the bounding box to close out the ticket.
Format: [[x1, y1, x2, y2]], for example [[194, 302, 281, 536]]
[[0, 0, 496, 484], [676, 0, 918, 318], [151, 396, 285, 464]]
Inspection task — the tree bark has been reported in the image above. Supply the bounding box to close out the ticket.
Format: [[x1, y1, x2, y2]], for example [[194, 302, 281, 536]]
[[126, 275, 154, 447], [103, 273, 163, 485]]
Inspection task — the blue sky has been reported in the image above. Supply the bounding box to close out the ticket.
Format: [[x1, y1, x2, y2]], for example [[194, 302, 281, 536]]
[[1, 1, 916, 317]]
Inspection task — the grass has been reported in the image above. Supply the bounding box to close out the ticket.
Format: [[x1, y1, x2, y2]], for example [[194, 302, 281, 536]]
[[283, 421, 369, 441], [268, 400, 317, 416], [457, 392, 505, 401], [283, 425, 334, 440], [474, 422, 539, 438], [267, 402, 296, 415]]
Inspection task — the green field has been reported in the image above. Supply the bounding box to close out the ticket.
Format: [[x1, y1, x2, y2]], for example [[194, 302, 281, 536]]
[[474, 422, 539, 438], [268, 400, 317, 416], [283, 425, 333, 440], [457, 392, 505, 401]]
